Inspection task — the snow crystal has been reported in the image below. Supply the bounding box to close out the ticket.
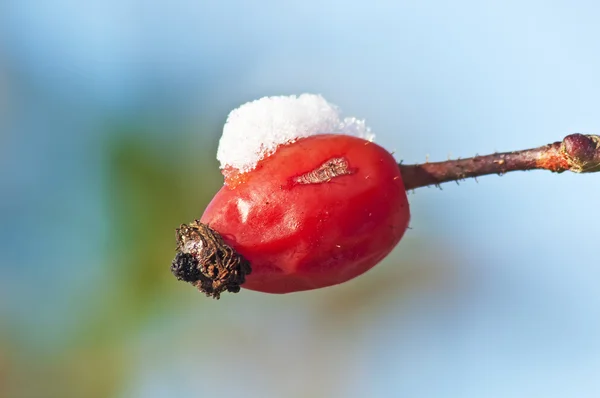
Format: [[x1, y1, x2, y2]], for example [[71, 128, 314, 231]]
[[216, 94, 375, 174]]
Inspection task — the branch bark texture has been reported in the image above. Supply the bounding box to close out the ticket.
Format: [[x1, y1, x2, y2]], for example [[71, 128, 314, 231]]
[[399, 134, 600, 190]]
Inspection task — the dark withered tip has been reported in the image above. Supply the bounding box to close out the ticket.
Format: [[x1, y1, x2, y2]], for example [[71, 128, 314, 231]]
[[171, 252, 201, 283], [172, 221, 252, 300]]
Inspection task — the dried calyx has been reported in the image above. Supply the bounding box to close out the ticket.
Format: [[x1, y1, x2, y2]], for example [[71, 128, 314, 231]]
[[171, 221, 251, 299]]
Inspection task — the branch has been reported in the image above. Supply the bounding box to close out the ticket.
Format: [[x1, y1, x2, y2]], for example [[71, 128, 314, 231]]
[[399, 134, 600, 190]]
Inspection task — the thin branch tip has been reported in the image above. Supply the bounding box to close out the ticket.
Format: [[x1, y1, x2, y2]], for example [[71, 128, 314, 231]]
[[400, 133, 600, 190]]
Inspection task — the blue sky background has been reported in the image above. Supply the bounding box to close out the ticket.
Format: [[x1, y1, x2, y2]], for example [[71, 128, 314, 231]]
[[1, 1, 599, 397]]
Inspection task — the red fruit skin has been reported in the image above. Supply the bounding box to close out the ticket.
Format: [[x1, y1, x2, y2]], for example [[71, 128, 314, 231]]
[[201, 134, 410, 294]]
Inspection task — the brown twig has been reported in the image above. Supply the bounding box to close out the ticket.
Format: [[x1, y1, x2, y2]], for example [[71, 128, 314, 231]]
[[399, 134, 600, 190]]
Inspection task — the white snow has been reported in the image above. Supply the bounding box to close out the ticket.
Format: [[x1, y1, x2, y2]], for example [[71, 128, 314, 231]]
[[217, 94, 375, 174]]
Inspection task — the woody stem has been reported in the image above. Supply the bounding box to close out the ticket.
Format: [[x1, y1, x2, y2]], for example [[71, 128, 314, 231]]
[[399, 133, 600, 190]]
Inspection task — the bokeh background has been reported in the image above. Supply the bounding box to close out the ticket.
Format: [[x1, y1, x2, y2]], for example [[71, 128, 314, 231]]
[[1, 1, 599, 397]]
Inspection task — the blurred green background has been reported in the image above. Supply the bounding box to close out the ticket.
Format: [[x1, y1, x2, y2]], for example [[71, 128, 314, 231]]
[[1, 1, 599, 397]]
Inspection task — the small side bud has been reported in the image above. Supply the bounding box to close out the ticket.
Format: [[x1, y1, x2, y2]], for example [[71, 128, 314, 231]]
[[562, 134, 600, 173]]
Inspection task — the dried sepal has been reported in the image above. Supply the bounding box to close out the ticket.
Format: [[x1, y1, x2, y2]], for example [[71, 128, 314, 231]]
[[171, 221, 251, 299]]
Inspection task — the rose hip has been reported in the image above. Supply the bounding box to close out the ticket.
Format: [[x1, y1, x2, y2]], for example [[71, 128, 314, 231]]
[[200, 134, 410, 293]]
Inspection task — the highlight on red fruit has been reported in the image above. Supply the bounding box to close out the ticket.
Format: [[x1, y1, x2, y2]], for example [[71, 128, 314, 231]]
[[171, 94, 410, 298]]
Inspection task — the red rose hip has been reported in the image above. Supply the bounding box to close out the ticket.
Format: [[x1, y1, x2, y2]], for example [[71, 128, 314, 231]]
[[202, 134, 409, 293], [171, 94, 410, 297]]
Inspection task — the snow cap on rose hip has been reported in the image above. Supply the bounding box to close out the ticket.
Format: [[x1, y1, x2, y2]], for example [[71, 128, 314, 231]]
[[217, 94, 376, 175]]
